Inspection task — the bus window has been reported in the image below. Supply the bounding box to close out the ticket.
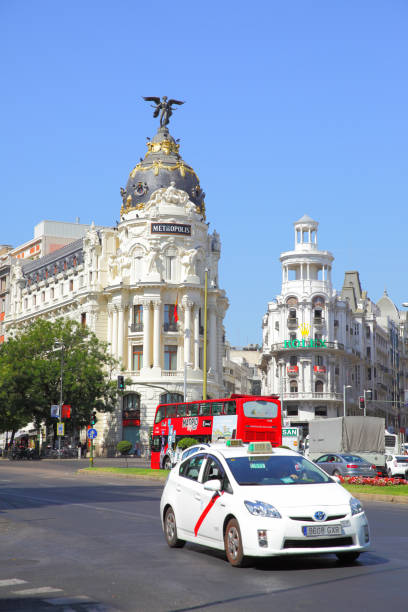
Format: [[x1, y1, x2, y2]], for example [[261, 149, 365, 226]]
[[243, 400, 278, 419], [166, 405, 177, 417], [224, 401, 236, 415], [199, 403, 211, 416], [212, 402, 223, 416], [189, 404, 199, 416], [177, 405, 187, 417], [154, 407, 165, 423]]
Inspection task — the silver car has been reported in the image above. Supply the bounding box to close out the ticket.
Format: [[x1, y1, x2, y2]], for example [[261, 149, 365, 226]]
[[314, 454, 377, 478]]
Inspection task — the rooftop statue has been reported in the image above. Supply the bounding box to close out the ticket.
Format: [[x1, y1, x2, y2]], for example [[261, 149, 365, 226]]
[[143, 96, 185, 127]]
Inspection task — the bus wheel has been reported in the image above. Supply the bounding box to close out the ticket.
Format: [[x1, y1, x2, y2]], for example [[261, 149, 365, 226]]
[[163, 456, 172, 470], [164, 507, 185, 548]]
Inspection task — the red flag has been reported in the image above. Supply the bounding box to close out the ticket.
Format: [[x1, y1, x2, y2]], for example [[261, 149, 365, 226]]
[[173, 298, 179, 323]]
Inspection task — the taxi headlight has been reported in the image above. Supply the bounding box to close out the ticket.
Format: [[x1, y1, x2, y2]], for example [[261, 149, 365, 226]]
[[244, 500, 281, 518], [349, 497, 364, 516]]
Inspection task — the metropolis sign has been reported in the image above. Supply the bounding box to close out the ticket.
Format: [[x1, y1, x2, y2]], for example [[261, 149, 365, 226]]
[[151, 223, 191, 236]]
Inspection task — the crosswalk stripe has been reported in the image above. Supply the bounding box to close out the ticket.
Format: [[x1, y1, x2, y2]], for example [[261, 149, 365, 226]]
[[0, 579, 27, 587], [12, 586, 63, 595]]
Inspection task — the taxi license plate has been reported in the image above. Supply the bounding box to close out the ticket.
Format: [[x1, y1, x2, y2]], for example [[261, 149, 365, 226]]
[[302, 524, 343, 537]]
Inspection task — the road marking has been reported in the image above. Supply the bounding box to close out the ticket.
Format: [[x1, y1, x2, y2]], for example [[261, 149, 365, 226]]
[[0, 579, 27, 587], [12, 586, 63, 595], [44, 595, 92, 605]]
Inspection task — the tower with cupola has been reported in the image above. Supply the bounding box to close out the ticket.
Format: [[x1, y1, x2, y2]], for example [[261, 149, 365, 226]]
[[261, 215, 350, 433]]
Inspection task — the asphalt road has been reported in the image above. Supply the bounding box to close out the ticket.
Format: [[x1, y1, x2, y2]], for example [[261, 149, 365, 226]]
[[0, 462, 407, 612]]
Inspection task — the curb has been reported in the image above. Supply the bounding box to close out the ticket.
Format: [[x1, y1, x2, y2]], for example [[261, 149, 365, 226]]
[[357, 493, 408, 504]]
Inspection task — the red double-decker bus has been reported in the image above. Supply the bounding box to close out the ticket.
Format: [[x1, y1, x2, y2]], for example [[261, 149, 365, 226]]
[[150, 394, 282, 469]]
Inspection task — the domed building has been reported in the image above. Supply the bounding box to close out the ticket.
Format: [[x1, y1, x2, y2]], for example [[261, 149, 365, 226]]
[[5, 104, 229, 455]]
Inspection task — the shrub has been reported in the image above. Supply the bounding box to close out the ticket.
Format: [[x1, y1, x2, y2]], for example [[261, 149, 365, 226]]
[[117, 440, 133, 456], [177, 437, 199, 450]]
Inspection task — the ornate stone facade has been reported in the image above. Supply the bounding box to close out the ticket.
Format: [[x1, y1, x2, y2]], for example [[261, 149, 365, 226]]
[[4, 123, 229, 455]]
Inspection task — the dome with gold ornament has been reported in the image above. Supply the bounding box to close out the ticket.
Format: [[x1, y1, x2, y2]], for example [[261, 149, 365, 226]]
[[120, 125, 206, 218]]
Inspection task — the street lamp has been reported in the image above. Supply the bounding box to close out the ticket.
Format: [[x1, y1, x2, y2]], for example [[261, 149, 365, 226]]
[[343, 385, 352, 417], [53, 341, 65, 458]]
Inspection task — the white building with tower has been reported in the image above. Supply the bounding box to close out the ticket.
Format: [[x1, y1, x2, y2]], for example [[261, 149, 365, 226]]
[[261, 215, 408, 437]]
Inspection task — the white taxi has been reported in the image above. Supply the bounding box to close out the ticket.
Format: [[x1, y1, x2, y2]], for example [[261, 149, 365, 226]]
[[160, 441, 370, 567]]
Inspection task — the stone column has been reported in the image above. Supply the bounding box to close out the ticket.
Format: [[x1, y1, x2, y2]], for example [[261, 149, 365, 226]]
[[183, 299, 193, 366], [117, 306, 124, 365], [107, 305, 113, 353], [112, 306, 118, 357], [193, 304, 200, 370], [153, 300, 161, 368], [142, 299, 151, 369]]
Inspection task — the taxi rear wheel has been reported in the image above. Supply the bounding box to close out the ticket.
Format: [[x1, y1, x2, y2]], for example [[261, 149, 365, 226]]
[[164, 506, 185, 548], [224, 518, 246, 567]]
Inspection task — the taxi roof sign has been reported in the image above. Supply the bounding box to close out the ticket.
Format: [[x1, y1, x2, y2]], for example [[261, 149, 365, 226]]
[[226, 439, 244, 447], [247, 441, 273, 454]]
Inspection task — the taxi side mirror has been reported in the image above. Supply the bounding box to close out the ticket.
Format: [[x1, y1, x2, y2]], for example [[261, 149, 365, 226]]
[[204, 479, 222, 492], [332, 476, 341, 484]]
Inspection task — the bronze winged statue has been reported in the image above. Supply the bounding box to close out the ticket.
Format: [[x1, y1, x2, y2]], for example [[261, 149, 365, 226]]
[[143, 96, 185, 127]]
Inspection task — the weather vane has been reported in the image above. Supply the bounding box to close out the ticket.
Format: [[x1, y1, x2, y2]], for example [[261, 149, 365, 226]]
[[142, 96, 185, 127]]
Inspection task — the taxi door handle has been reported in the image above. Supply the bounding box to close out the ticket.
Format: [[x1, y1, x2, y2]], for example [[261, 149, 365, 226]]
[[176, 486, 182, 493], [194, 494, 201, 501]]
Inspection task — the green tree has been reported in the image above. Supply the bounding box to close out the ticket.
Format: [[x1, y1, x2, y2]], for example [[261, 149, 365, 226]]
[[0, 318, 121, 441]]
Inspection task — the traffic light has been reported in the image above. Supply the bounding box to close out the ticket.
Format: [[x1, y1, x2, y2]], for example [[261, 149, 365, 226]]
[[359, 396, 365, 410], [117, 375, 125, 390], [91, 410, 97, 426]]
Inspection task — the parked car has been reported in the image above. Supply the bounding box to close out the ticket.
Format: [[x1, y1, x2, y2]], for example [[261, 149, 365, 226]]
[[314, 453, 377, 478], [385, 454, 408, 478], [167, 443, 210, 469]]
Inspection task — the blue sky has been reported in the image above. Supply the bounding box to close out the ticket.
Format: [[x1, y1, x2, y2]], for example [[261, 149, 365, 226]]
[[1, 1, 407, 345]]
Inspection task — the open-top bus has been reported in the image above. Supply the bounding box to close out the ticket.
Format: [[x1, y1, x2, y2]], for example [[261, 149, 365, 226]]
[[150, 394, 282, 469]]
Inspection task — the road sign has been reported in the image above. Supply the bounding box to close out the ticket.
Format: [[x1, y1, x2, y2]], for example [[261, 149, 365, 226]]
[[51, 405, 60, 418], [57, 422, 65, 436], [87, 428, 98, 440]]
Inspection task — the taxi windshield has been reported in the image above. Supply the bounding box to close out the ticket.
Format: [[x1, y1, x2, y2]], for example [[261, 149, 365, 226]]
[[226, 455, 332, 486]]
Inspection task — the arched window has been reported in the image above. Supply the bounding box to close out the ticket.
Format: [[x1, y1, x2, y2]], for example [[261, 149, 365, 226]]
[[315, 380, 324, 393], [160, 392, 184, 404], [290, 380, 298, 393], [122, 393, 141, 419]]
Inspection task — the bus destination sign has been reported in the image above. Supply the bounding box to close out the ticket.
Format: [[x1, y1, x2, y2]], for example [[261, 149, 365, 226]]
[[151, 223, 191, 236]]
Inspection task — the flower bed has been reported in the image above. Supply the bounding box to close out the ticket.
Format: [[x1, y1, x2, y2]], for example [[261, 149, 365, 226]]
[[339, 475, 407, 486]]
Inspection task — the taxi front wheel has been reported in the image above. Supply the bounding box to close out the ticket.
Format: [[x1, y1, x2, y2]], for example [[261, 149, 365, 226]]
[[224, 518, 247, 567], [164, 506, 185, 548]]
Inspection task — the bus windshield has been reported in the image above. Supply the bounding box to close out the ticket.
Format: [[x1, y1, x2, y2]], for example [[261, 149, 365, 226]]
[[243, 400, 278, 419]]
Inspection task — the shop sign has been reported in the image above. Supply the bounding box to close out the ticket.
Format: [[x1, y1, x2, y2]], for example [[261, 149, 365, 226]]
[[284, 323, 327, 349]]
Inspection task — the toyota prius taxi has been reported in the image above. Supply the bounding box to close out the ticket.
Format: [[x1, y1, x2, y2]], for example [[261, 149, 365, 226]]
[[160, 440, 370, 566]]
